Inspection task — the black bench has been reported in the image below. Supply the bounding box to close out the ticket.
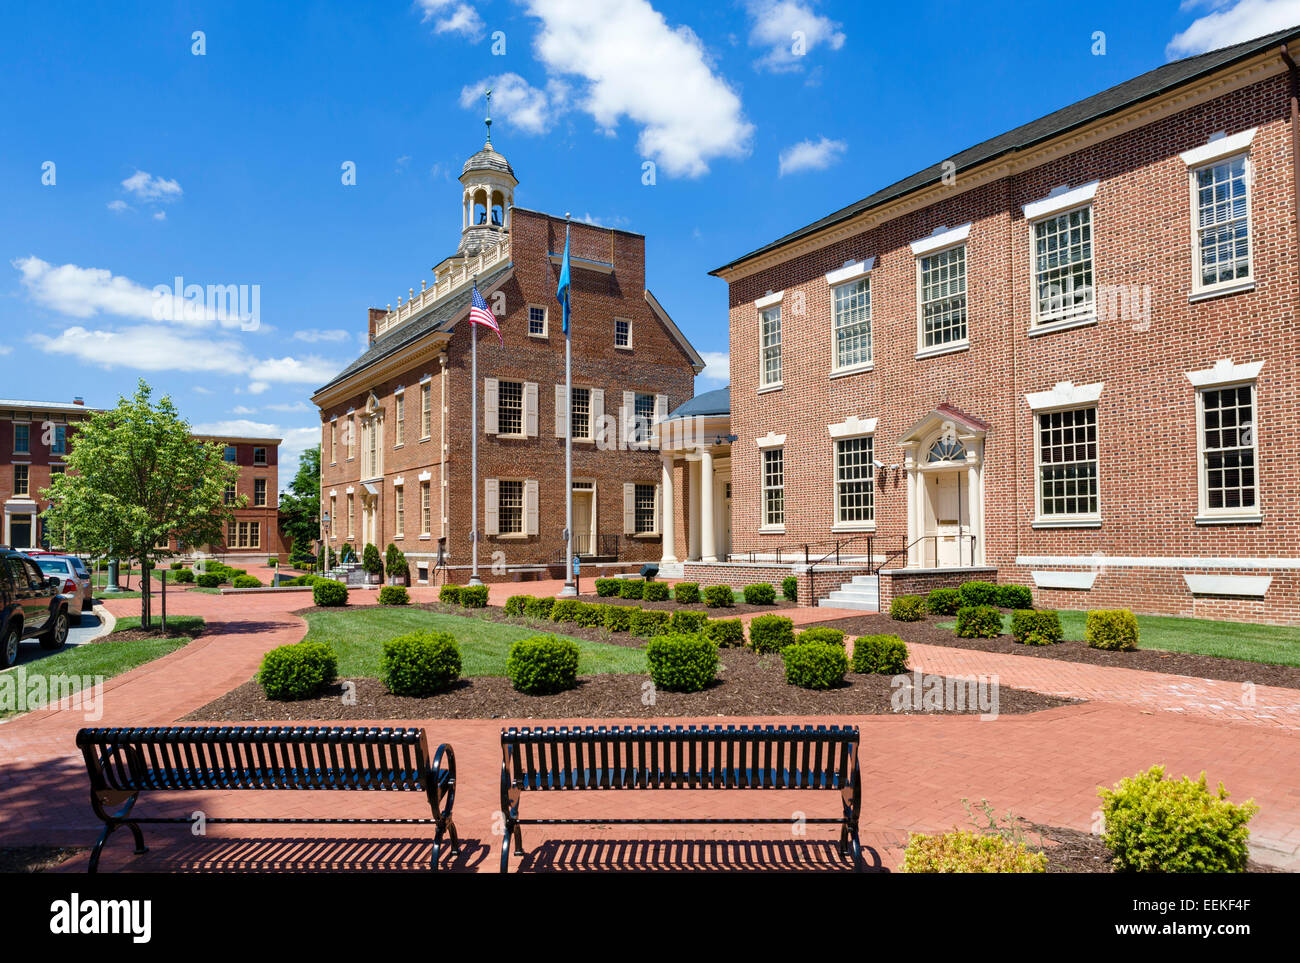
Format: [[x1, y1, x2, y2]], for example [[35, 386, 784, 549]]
[[75, 725, 458, 872], [498, 724, 862, 872]]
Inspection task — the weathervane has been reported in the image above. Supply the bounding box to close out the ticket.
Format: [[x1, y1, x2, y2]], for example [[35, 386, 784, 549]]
[[484, 87, 492, 145]]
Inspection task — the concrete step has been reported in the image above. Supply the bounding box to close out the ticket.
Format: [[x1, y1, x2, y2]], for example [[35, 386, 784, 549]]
[[850, 575, 881, 587], [818, 596, 878, 611], [826, 590, 879, 603]]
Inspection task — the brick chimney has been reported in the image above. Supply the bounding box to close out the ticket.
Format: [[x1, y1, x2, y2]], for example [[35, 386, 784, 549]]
[[367, 308, 387, 345], [72, 397, 84, 406]]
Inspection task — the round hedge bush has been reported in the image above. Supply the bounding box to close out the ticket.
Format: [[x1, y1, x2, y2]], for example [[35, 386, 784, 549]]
[[458, 584, 489, 608], [618, 579, 645, 600], [958, 581, 1000, 607], [702, 585, 735, 608], [173, 568, 195, 584], [742, 583, 776, 605], [196, 573, 221, 588], [550, 599, 587, 624], [601, 604, 633, 632], [703, 617, 744, 647], [925, 588, 962, 616], [439, 585, 462, 605], [672, 582, 701, 604], [628, 608, 670, 637], [1086, 609, 1139, 651], [645, 633, 718, 692], [955, 605, 1002, 638], [594, 578, 620, 598], [524, 596, 555, 620], [668, 609, 709, 634], [643, 582, 670, 602], [997, 584, 1034, 609], [504, 594, 532, 617], [312, 578, 349, 607], [507, 635, 581, 695], [257, 641, 337, 700], [232, 574, 262, 588], [781, 575, 798, 602], [378, 585, 410, 606], [1010, 609, 1062, 646], [890, 595, 926, 622], [380, 631, 461, 696], [851, 634, 908, 674], [748, 614, 795, 653], [796, 626, 845, 647], [782, 641, 848, 690]]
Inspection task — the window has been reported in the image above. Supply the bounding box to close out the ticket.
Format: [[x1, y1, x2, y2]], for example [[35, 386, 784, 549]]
[[1037, 407, 1099, 518], [833, 277, 872, 369], [253, 446, 267, 466], [760, 305, 782, 387], [226, 521, 260, 549], [330, 420, 337, 463], [14, 464, 29, 496], [919, 245, 967, 349], [394, 485, 404, 536], [395, 393, 405, 446], [630, 392, 655, 447], [362, 419, 380, 479], [634, 483, 656, 534], [13, 423, 30, 454], [224, 483, 237, 506], [420, 481, 431, 534], [1199, 384, 1256, 515], [498, 380, 524, 436], [224, 445, 237, 462], [571, 387, 591, 441], [420, 382, 432, 439], [51, 424, 66, 454], [329, 495, 336, 537], [1193, 154, 1251, 291], [253, 478, 267, 507], [762, 448, 785, 527], [1033, 207, 1093, 325], [50, 464, 65, 479], [498, 480, 524, 535], [835, 437, 874, 524], [347, 415, 356, 460], [528, 305, 547, 337], [615, 318, 631, 349], [347, 494, 355, 538]]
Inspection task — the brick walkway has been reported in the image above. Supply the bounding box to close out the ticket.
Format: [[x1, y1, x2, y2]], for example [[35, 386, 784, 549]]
[[1, 585, 1297, 872]]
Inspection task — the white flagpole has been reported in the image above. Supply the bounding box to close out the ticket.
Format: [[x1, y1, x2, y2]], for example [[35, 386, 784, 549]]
[[468, 277, 483, 587], [560, 215, 576, 597]]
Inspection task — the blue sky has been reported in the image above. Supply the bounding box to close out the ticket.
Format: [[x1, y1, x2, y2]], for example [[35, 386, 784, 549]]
[[2, 0, 1295, 483]]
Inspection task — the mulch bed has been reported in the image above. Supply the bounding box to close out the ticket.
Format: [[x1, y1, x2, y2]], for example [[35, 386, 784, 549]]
[[104, 622, 207, 644], [575, 594, 785, 616], [184, 646, 1071, 722], [807, 613, 1300, 690], [1026, 824, 1279, 873], [0, 846, 83, 873]]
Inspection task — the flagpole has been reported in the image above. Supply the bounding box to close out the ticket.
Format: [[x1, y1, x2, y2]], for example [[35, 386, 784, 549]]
[[468, 275, 482, 587], [559, 214, 577, 598]]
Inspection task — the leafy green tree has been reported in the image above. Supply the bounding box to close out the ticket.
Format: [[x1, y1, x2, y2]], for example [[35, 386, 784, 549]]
[[279, 444, 320, 562], [41, 380, 243, 627]]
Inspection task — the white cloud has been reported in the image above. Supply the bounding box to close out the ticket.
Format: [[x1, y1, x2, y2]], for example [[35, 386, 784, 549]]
[[778, 135, 846, 176], [696, 350, 729, 385], [0, 345, 12, 356], [292, 328, 352, 343], [1169, 0, 1300, 57], [152, 211, 167, 221], [265, 400, 314, 413], [121, 170, 183, 202], [29, 325, 250, 374], [460, 73, 554, 135], [107, 200, 130, 213], [417, 0, 485, 39], [231, 405, 258, 415], [746, 0, 845, 72], [247, 355, 339, 385]]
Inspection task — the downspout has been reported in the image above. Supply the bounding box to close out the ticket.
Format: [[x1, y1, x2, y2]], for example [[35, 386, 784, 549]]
[[1278, 44, 1300, 303], [440, 352, 448, 553]]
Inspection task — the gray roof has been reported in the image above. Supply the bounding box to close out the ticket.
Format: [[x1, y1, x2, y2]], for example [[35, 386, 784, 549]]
[[461, 142, 516, 179], [712, 25, 1300, 275], [315, 261, 513, 395], [666, 386, 729, 419]]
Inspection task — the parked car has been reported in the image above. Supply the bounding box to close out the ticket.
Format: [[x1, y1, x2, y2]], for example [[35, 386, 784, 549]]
[[0, 549, 71, 668], [31, 554, 94, 624]]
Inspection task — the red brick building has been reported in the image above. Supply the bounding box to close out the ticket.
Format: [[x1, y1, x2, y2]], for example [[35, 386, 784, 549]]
[[311, 128, 703, 584], [0, 398, 92, 550], [189, 434, 286, 561], [702, 28, 1300, 624]]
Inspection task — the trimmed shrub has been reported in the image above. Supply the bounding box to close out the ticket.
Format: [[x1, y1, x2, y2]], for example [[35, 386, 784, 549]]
[[378, 585, 410, 606], [703, 618, 744, 647], [926, 587, 962, 616], [524, 596, 555, 620], [782, 641, 848, 690], [749, 614, 795, 654], [459, 585, 489, 608], [1010, 609, 1063, 646], [629, 608, 671, 637], [643, 581, 670, 602], [1086, 609, 1139, 651], [550, 599, 587, 624], [743, 583, 777, 605], [506, 635, 580, 695], [997, 584, 1034, 609], [890, 595, 926, 622], [902, 831, 1047, 873], [703, 585, 735, 608], [258, 641, 337, 701], [602, 604, 633, 633], [594, 577, 620, 598], [959, 581, 1000, 607], [312, 579, 348, 607], [573, 602, 604, 628], [232, 575, 262, 588], [851, 634, 909, 674], [645, 634, 718, 693], [439, 585, 462, 605], [362, 542, 383, 577], [196, 572, 221, 588], [169, 562, 184, 570], [173, 569, 195, 584], [618, 579, 645, 600], [380, 631, 461, 696], [504, 595, 532, 617], [384, 543, 407, 580], [673, 582, 700, 604], [781, 575, 798, 603], [668, 609, 709, 634], [955, 605, 1003, 638], [797, 626, 845, 647], [1099, 766, 1258, 873]]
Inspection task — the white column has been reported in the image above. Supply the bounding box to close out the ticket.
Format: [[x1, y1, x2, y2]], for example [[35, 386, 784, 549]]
[[700, 446, 717, 562], [965, 442, 982, 566], [687, 459, 701, 560], [660, 454, 677, 563]]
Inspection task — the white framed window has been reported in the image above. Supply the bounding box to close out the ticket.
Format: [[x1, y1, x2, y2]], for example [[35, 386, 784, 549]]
[[253, 478, 267, 507], [420, 481, 431, 535], [759, 305, 782, 387], [12, 423, 29, 455], [13, 463, 29, 497], [835, 436, 874, 525], [918, 245, 967, 351], [832, 277, 871, 371], [1032, 206, 1094, 326], [762, 447, 784, 528], [615, 317, 632, 349], [1197, 382, 1257, 520], [1035, 406, 1099, 521], [394, 392, 405, 446], [394, 484, 404, 537], [420, 382, 432, 439], [633, 483, 657, 534], [253, 446, 267, 466], [498, 479, 524, 535], [329, 494, 336, 537], [347, 493, 355, 538], [527, 304, 548, 337], [330, 419, 337, 464], [347, 415, 356, 460], [498, 380, 524, 436], [1191, 152, 1252, 294], [571, 386, 591, 441]]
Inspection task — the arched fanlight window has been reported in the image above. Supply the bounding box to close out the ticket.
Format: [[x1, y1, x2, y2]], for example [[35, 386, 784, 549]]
[[927, 436, 967, 463]]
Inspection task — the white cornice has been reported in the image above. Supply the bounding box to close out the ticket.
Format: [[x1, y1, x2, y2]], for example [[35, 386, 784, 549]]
[[910, 223, 971, 256], [1025, 380, 1105, 411], [1179, 127, 1257, 167], [1022, 180, 1099, 221], [827, 415, 878, 439], [755, 431, 786, 449], [755, 291, 783, 309], [1186, 357, 1263, 388], [825, 258, 875, 286]]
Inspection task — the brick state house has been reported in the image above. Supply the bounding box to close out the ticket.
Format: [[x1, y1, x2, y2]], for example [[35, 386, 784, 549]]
[[312, 126, 704, 584], [678, 26, 1300, 625]]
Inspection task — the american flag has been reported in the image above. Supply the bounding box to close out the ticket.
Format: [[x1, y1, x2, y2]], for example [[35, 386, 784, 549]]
[[469, 283, 502, 343]]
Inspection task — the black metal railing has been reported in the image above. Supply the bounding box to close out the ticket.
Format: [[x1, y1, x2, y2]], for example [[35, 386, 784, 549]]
[[726, 534, 877, 567], [873, 533, 978, 574]]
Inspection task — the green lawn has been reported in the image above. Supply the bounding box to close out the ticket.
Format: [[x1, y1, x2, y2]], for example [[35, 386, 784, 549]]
[[301, 608, 646, 678], [0, 616, 205, 721], [937, 611, 1300, 667]]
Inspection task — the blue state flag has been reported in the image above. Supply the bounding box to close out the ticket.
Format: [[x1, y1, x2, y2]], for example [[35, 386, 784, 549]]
[[556, 223, 571, 334]]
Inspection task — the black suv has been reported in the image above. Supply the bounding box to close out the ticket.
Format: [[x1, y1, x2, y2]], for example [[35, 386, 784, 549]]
[[1, 549, 71, 668]]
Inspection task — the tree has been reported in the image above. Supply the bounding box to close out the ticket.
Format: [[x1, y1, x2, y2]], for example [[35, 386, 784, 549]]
[[41, 380, 244, 628], [279, 444, 320, 562]]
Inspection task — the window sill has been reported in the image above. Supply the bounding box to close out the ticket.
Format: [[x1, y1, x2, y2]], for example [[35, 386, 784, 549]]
[[1028, 315, 1098, 337], [759, 525, 786, 535], [830, 363, 874, 380], [915, 341, 970, 360], [832, 523, 876, 533], [494, 533, 531, 540], [630, 532, 661, 539], [418, 534, 431, 540], [1032, 517, 1102, 529], [493, 433, 529, 441], [757, 383, 783, 395], [1195, 512, 1262, 526], [393, 534, 404, 540], [615, 344, 633, 351], [1189, 279, 1255, 303], [393, 443, 404, 450]]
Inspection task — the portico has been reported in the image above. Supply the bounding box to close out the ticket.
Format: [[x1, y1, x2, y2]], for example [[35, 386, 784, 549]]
[[656, 388, 732, 566], [898, 404, 988, 568]]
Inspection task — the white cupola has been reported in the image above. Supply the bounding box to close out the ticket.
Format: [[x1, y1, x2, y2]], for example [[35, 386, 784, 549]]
[[458, 89, 518, 258]]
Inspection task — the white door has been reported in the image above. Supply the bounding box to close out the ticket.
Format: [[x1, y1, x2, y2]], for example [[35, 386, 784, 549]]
[[929, 473, 963, 567], [573, 491, 594, 555]]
